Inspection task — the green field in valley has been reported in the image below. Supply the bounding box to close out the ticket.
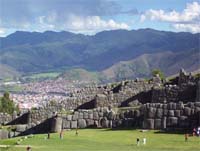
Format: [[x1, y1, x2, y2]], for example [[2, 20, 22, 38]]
[[0, 129, 200, 151]]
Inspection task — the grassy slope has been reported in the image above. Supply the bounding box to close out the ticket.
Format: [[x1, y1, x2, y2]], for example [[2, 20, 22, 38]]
[[22, 72, 61, 80], [60, 68, 101, 82], [0, 129, 200, 151], [0, 64, 20, 80]]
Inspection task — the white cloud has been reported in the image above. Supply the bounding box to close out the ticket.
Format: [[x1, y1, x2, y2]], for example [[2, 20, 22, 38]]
[[0, 28, 6, 37], [35, 14, 130, 34], [141, 1, 200, 33], [66, 15, 130, 34], [173, 23, 200, 33], [37, 15, 55, 31]]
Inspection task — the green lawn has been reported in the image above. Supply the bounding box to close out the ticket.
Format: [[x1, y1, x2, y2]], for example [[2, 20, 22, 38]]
[[24, 72, 61, 79], [0, 129, 200, 151]]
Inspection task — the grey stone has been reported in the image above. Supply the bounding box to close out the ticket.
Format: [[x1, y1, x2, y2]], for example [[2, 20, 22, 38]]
[[62, 120, 71, 129], [72, 112, 78, 120], [86, 119, 95, 127], [174, 110, 181, 117], [154, 119, 162, 129], [88, 113, 93, 119], [184, 107, 191, 116], [162, 117, 167, 129], [168, 110, 175, 117], [156, 108, 163, 118], [16, 124, 27, 132], [147, 107, 156, 118], [67, 115, 72, 121], [51, 117, 62, 133], [143, 119, 154, 129], [167, 117, 178, 126], [78, 112, 84, 119], [78, 119, 87, 128], [93, 112, 99, 120], [71, 121, 78, 129], [83, 112, 89, 119]]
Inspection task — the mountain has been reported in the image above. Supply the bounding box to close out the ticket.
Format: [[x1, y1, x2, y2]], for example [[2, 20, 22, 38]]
[[0, 64, 20, 80], [102, 49, 199, 81], [0, 29, 199, 81]]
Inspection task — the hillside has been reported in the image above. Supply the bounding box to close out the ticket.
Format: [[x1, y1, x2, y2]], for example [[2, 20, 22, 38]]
[[59, 68, 101, 82], [102, 49, 200, 81], [0, 64, 20, 80], [0, 29, 199, 81]]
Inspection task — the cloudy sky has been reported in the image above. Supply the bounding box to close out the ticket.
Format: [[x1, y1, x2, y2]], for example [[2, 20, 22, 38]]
[[0, 0, 200, 36]]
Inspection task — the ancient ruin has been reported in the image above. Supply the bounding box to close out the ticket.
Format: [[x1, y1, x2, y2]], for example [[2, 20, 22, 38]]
[[0, 69, 200, 139]]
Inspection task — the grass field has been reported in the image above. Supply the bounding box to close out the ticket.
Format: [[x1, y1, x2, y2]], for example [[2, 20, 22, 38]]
[[0, 129, 200, 151], [24, 72, 61, 80]]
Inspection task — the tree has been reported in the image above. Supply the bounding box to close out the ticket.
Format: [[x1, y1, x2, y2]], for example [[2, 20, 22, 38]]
[[0, 92, 19, 114], [152, 69, 165, 80]]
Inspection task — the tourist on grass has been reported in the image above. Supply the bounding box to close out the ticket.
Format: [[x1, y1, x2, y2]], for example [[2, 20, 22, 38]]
[[26, 145, 31, 151], [143, 138, 146, 145], [197, 130, 200, 137], [197, 127, 200, 137], [185, 133, 188, 142], [193, 128, 196, 136], [60, 130, 64, 139], [136, 138, 140, 146], [76, 128, 79, 136], [47, 132, 50, 139]]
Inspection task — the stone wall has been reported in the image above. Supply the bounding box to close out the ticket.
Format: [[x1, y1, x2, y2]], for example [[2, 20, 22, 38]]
[[94, 80, 153, 108], [142, 102, 200, 129], [0, 101, 200, 139]]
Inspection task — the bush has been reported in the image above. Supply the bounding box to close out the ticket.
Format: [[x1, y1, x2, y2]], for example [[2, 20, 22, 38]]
[[152, 69, 165, 80], [0, 92, 19, 114]]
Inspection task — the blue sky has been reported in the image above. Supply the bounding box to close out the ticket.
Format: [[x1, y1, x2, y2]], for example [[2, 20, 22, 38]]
[[0, 0, 199, 36]]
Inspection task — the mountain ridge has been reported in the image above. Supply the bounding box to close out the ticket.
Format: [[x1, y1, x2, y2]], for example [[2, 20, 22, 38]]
[[0, 28, 199, 81]]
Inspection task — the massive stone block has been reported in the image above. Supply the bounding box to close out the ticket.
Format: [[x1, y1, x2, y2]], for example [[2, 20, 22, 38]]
[[78, 112, 84, 119], [72, 112, 78, 120], [71, 121, 78, 129], [143, 119, 154, 129], [51, 117, 62, 133], [62, 120, 71, 129], [184, 107, 191, 116], [154, 119, 162, 129], [88, 113, 93, 119], [93, 112, 99, 120], [78, 119, 87, 128], [156, 108, 163, 118], [167, 117, 178, 127], [174, 110, 181, 117], [147, 107, 156, 118], [67, 115, 72, 121], [15, 124, 27, 132], [86, 119, 95, 127], [168, 110, 175, 117], [163, 109, 168, 116], [83, 112, 89, 119]]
